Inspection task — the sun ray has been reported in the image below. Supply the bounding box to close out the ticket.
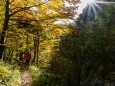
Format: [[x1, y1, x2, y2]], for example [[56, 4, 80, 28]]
[[91, 3, 99, 19], [96, 1, 115, 4], [93, 2, 102, 9], [87, 4, 92, 16], [76, 0, 115, 20], [78, 0, 115, 14]]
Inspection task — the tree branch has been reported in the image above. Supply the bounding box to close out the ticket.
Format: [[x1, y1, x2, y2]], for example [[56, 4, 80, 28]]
[[10, 7, 22, 12], [9, 0, 15, 4], [9, 5, 38, 17]]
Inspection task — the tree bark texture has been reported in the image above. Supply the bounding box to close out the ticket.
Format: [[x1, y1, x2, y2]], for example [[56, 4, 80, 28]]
[[0, 0, 9, 59]]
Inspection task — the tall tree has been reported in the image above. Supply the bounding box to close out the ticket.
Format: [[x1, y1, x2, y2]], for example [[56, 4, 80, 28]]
[[0, 0, 79, 61], [0, 0, 38, 59]]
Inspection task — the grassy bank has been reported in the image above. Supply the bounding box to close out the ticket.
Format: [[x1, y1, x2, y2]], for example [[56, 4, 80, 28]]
[[0, 61, 20, 86]]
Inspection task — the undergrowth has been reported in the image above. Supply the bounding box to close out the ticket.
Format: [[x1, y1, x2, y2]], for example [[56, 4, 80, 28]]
[[0, 61, 20, 86], [30, 65, 43, 86], [30, 65, 61, 86]]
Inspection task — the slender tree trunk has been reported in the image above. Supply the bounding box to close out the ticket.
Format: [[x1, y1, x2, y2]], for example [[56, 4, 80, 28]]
[[19, 51, 23, 61], [0, 0, 9, 59], [36, 45, 38, 64], [32, 38, 37, 63], [11, 49, 14, 57], [36, 38, 40, 64], [32, 37, 40, 64], [27, 33, 29, 48]]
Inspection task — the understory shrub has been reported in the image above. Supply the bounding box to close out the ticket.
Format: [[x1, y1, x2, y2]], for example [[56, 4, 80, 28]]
[[0, 61, 20, 86], [30, 65, 60, 86]]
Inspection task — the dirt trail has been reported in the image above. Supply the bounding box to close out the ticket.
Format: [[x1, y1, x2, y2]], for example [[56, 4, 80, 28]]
[[19, 62, 33, 86]]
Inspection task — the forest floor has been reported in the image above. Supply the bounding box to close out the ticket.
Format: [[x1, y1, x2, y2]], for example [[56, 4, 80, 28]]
[[19, 62, 33, 86]]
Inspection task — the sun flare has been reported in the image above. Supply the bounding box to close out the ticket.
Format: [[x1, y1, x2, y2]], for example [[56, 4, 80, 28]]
[[83, 0, 95, 4], [76, 0, 115, 19], [87, 0, 95, 3]]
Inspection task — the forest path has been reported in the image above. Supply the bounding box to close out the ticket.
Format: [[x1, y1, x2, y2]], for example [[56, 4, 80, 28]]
[[18, 62, 33, 86]]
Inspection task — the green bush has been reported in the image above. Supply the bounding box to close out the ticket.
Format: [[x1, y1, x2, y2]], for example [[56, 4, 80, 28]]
[[0, 61, 20, 86], [30, 65, 60, 86], [30, 65, 42, 86]]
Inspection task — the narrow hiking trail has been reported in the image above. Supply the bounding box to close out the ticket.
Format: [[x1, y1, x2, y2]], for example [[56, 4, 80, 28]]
[[19, 62, 33, 86]]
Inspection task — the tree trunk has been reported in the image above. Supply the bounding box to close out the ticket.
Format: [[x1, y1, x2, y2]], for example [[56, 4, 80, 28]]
[[36, 45, 39, 64], [32, 37, 40, 64], [19, 51, 23, 61], [32, 38, 37, 63], [27, 33, 29, 48], [0, 0, 9, 59], [36, 38, 40, 64]]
